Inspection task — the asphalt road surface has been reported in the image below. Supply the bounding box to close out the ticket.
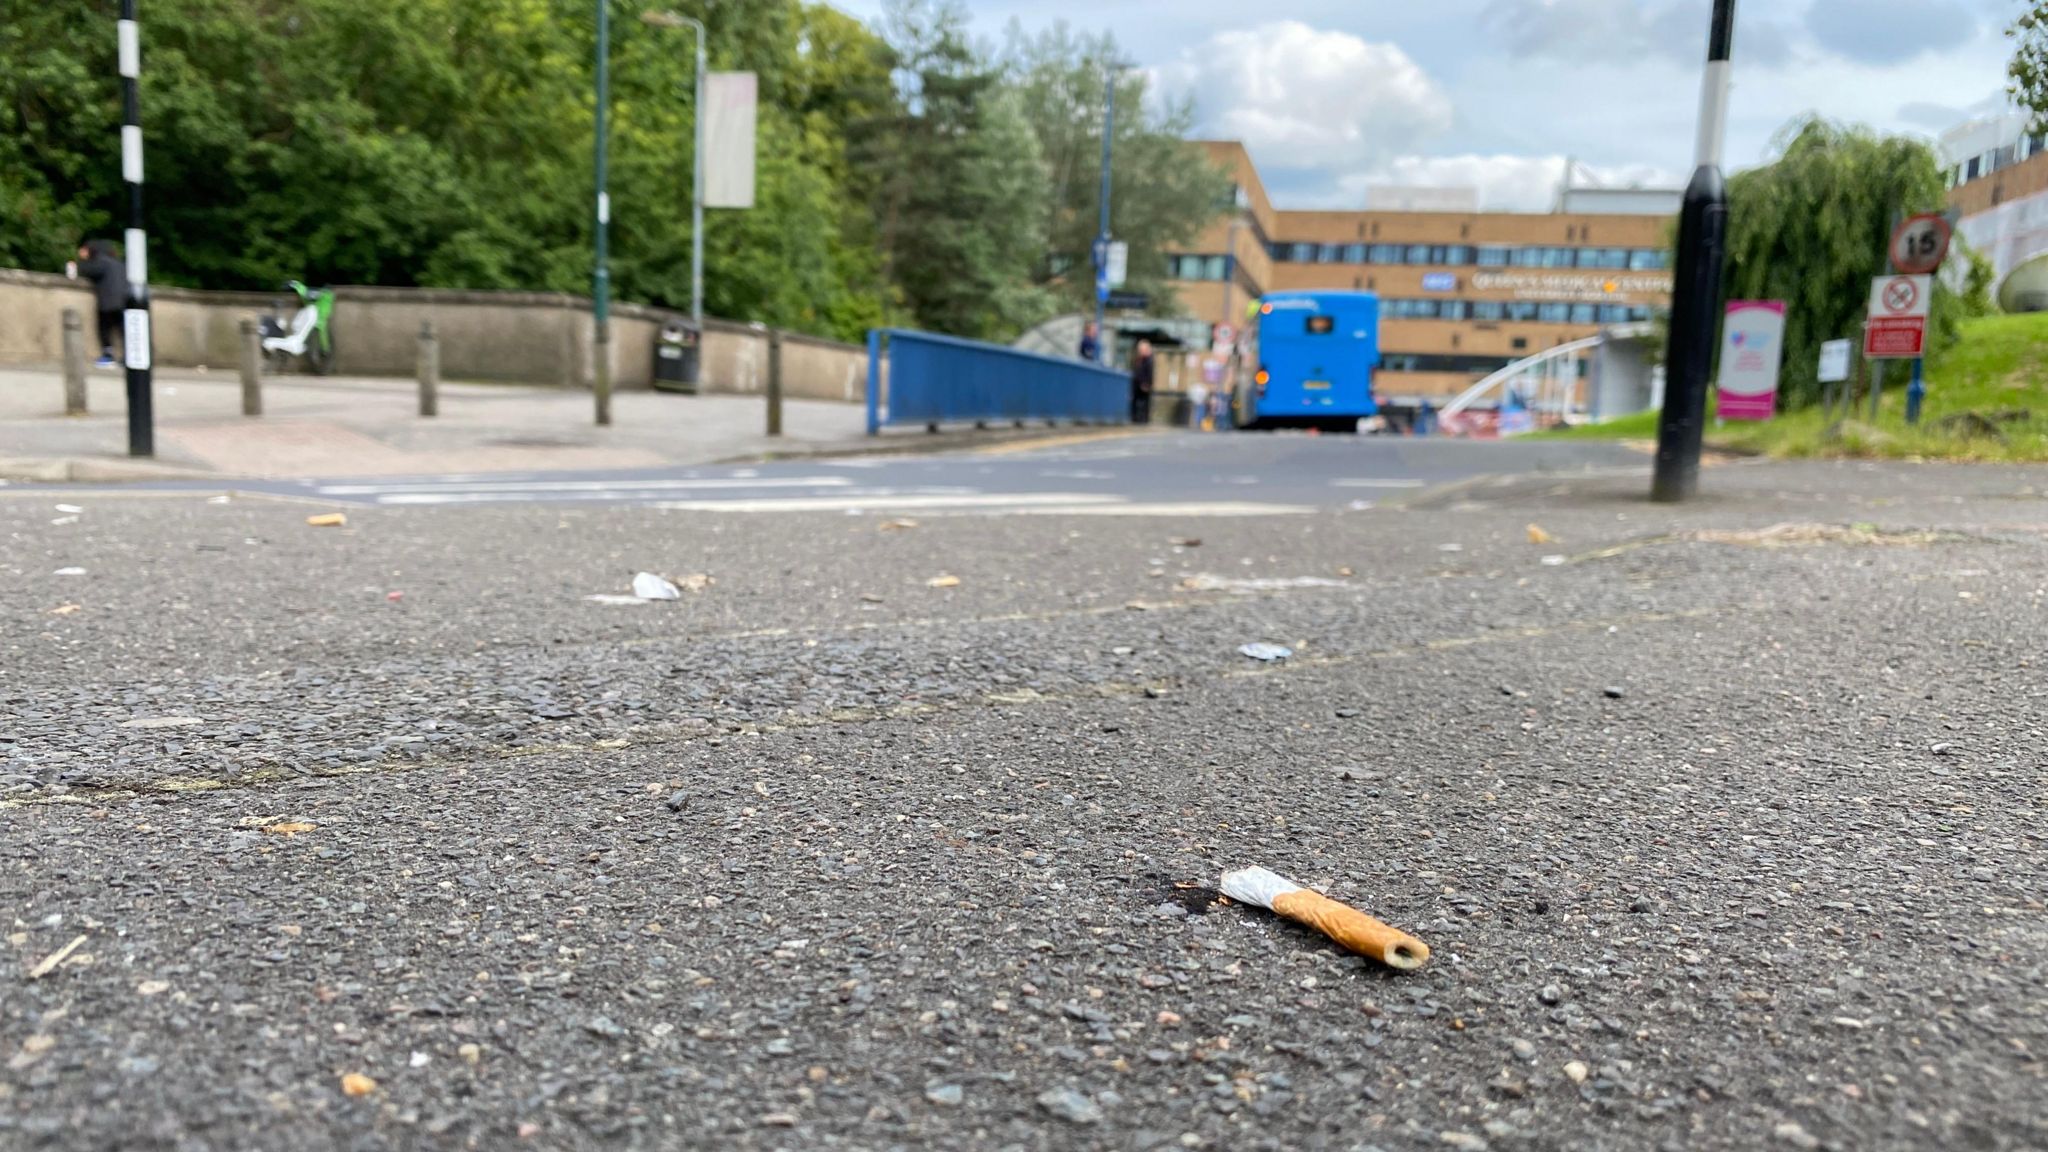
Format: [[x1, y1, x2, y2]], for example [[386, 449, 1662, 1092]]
[[9, 431, 1653, 513], [3, 451, 2045, 1152]]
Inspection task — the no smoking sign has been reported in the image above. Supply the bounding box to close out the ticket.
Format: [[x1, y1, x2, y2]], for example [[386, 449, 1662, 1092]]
[[1865, 273, 1932, 360]]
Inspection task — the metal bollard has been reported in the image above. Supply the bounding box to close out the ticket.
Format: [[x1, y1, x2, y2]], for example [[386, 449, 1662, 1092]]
[[60, 309, 88, 415], [417, 320, 439, 417], [239, 317, 263, 416], [766, 329, 783, 437]]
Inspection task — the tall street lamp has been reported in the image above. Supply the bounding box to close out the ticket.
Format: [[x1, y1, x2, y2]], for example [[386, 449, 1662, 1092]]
[[592, 0, 613, 426], [1091, 58, 1137, 367], [1651, 0, 1737, 503], [642, 9, 707, 341]]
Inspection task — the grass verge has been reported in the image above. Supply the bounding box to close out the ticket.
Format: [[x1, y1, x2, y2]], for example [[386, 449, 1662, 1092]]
[[1544, 313, 2048, 461]]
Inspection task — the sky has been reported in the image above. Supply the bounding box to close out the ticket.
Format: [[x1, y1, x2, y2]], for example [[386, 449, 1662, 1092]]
[[829, 0, 2017, 212]]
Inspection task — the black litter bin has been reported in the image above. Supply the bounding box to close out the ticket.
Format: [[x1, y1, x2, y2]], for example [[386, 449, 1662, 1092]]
[[652, 322, 700, 393]]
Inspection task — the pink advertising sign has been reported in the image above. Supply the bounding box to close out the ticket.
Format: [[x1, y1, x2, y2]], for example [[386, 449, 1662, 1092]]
[[1718, 300, 1785, 421]]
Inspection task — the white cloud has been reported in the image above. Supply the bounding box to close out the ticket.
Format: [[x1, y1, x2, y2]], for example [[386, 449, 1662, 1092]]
[[1316, 155, 1685, 213], [1159, 21, 1453, 171], [1484, 0, 1795, 67]]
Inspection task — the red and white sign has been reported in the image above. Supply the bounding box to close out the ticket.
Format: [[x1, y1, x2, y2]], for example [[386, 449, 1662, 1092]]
[[1864, 274, 1931, 360], [1889, 213, 1952, 275]]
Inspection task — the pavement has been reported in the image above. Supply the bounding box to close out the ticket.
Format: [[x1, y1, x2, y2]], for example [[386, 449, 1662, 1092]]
[[0, 364, 1119, 481], [3, 441, 2047, 1152]]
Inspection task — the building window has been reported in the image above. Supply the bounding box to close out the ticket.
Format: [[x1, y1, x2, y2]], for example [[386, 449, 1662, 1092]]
[[1598, 304, 1630, 324], [1506, 301, 1539, 322], [1343, 243, 1367, 263], [1966, 157, 1981, 180], [1318, 243, 1344, 264], [1166, 254, 1230, 281], [1476, 247, 1509, 267], [1629, 249, 1669, 271], [1471, 301, 1505, 322], [1579, 248, 1628, 270], [1570, 303, 1598, 324], [1406, 245, 1432, 264], [1443, 245, 1473, 266], [1369, 244, 1403, 264], [1440, 300, 1470, 321], [1537, 302, 1571, 323]]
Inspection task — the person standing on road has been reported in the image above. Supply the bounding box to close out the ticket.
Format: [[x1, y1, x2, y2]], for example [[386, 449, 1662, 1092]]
[[1187, 377, 1209, 431], [66, 240, 128, 368], [1078, 321, 1101, 363], [1128, 339, 1155, 425]]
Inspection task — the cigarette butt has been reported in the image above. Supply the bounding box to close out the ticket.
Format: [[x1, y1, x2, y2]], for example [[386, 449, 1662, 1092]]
[[306, 513, 347, 528], [1220, 866, 1428, 971]]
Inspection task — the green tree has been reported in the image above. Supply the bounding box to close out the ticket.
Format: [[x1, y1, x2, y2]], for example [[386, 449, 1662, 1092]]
[[865, 0, 1051, 340], [2010, 2, 2048, 122], [1001, 22, 1228, 317], [1721, 118, 1972, 409]]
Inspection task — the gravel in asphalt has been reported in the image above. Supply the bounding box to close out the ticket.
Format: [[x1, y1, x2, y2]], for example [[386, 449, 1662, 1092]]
[[2, 457, 2046, 1151]]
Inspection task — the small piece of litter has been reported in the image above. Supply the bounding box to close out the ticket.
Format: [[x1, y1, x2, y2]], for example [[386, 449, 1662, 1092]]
[[927, 574, 962, 589], [1238, 643, 1293, 662], [53, 567, 86, 576], [632, 572, 680, 600], [27, 935, 89, 980], [340, 1072, 377, 1097], [54, 504, 83, 514], [1540, 555, 1567, 566], [305, 513, 347, 528]]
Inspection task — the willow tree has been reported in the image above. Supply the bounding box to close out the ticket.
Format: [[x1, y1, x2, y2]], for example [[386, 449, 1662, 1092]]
[[1721, 118, 1978, 409]]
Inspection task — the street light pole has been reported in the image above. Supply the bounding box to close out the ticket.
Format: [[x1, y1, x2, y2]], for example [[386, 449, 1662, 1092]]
[[1650, 0, 1736, 503], [1092, 68, 1114, 366], [592, 0, 613, 427], [642, 10, 706, 337]]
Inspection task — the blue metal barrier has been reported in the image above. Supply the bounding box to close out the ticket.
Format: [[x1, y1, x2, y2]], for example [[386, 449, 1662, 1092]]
[[865, 328, 1128, 435]]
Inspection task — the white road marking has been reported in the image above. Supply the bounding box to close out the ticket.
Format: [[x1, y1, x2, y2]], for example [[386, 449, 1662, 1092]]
[[650, 493, 1122, 513], [1008, 502, 1314, 517], [317, 476, 853, 496], [1039, 469, 1116, 480], [1331, 478, 1428, 489]]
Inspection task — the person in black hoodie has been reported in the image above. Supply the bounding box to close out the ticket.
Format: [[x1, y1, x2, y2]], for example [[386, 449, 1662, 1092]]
[[66, 240, 129, 367], [1128, 339, 1154, 425]]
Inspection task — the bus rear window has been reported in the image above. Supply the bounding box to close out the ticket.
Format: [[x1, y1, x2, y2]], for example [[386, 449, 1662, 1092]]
[[1305, 315, 1335, 335]]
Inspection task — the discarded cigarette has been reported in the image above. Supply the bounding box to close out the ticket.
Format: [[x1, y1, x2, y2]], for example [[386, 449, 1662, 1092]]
[[306, 513, 347, 528], [1219, 867, 1429, 971]]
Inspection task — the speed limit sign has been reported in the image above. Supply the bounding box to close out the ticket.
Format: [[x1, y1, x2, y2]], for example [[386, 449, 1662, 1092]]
[[1889, 213, 1952, 275]]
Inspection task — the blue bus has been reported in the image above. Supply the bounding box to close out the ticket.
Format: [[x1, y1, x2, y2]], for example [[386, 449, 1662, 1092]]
[[1235, 291, 1380, 432]]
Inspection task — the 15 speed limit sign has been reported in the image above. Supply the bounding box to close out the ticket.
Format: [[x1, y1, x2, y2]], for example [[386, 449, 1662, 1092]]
[[1890, 213, 1952, 275]]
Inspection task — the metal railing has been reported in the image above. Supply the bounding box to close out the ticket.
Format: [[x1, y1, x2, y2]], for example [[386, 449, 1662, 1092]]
[[865, 328, 1128, 435], [1438, 322, 1654, 435]]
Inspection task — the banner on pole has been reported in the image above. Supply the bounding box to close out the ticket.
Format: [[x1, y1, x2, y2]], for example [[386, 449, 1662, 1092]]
[[704, 72, 757, 209], [1717, 300, 1784, 421]]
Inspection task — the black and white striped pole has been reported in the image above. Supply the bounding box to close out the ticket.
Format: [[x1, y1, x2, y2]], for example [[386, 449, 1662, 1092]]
[[1650, 0, 1735, 503], [117, 0, 154, 457]]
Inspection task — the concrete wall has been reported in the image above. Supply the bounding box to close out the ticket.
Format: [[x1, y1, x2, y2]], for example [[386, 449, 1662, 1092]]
[[0, 268, 871, 402]]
